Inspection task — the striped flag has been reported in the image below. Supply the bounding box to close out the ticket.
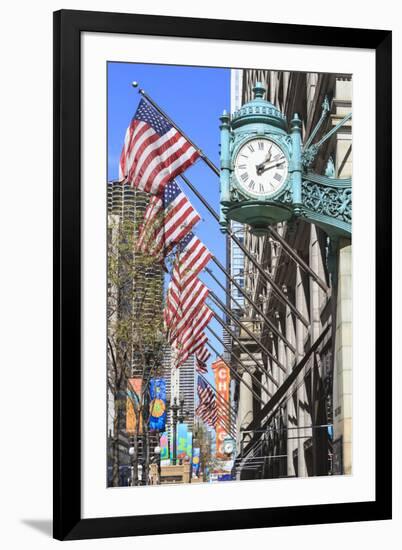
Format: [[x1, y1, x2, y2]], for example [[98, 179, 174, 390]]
[[164, 273, 209, 343], [195, 377, 217, 427], [195, 345, 210, 373], [174, 306, 213, 368], [175, 232, 212, 286], [137, 180, 200, 259], [119, 99, 200, 195]]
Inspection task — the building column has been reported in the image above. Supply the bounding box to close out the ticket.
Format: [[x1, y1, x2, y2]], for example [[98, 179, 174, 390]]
[[285, 301, 297, 477], [237, 369, 254, 431], [333, 240, 352, 474], [296, 264, 310, 477]]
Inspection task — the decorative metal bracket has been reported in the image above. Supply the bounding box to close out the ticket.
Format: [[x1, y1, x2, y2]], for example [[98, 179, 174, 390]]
[[301, 173, 351, 238], [302, 111, 352, 169]]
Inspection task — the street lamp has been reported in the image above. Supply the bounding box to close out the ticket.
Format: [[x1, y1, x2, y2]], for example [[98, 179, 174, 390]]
[[167, 392, 189, 465], [154, 445, 161, 482]]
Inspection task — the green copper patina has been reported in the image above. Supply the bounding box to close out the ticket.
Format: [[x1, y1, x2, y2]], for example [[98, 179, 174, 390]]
[[219, 82, 351, 238]]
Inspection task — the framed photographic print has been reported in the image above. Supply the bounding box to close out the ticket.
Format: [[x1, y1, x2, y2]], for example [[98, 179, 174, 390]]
[[53, 9, 392, 541]]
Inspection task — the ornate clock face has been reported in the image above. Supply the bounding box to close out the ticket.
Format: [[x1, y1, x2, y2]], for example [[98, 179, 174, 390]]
[[234, 138, 288, 198]]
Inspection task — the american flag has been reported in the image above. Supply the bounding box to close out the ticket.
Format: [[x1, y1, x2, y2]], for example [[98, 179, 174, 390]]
[[195, 377, 217, 427], [119, 99, 200, 195], [175, 232, 212, 286], [174, 306, 213, 368], [195, 345, 210, 373], [164, 272, 209, 343], [137, 180, 200, 259]]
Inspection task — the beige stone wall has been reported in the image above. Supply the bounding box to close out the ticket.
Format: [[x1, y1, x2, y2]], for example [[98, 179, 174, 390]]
[[333, 242, 352, 474]]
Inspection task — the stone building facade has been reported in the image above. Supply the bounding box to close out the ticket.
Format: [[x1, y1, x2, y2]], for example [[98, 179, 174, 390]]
[[230, 69, 352, 479]]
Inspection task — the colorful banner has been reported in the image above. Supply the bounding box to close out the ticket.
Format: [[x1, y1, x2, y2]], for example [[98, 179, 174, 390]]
[[177, 423, 188, 460], [212, 359, 230, 459], [186, 431, 193, 462], [149, 378, 167, 431], [126, 378, 142, 434], [192, 447, 200, 476], [160, 432, 170, 465]]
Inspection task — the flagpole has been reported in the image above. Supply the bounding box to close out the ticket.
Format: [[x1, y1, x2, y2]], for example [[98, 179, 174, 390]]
[[205, 263, 296, 354], [208, 312, 277, 394], [205, 337, 265, 405], [179, 174, 310, 328], [132, 82, 220, 176], [206, 325, 269, 403], [209, 290, 286, 373]]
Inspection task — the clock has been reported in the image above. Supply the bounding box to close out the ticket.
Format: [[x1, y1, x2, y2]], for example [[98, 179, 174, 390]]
[[234, 137, 289, 198], [223, 440, 234, 454]]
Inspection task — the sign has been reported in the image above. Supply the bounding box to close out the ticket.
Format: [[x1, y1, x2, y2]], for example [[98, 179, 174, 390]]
[[177, 423, 188, 460], [126, 378, 142, 434], [160, 432, 170, 466], [149, 378, 167, 431], [212, 359, 230, 459], [186, 431, 193, 462], [192, 447, 200, 476]]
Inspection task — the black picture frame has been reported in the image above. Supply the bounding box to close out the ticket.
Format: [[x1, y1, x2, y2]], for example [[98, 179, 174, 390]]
[[53, 9, 392, 541]]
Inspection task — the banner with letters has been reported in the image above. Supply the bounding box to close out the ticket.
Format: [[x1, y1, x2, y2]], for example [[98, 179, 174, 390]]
[[212, 359, 230, 459]]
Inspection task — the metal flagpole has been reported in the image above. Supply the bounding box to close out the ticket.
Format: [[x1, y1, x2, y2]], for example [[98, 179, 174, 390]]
[[208, 309, 278, 391], [205, 264, 296, 354], [267, 227, 329, 292], [130, 84, 309, 327], [180, 173, 309, 328], [237, 326, 330, 460], [206, 326, 269, 402], [205, 336, 265, 405], [209, 290, 286, 373], [133, 83, 220, 176]]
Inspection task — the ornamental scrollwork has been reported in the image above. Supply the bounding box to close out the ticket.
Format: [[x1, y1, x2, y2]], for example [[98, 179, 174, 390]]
[[278, 188, 293, 204], [301, 181, 352, 224], [302, 144, 319, 169]]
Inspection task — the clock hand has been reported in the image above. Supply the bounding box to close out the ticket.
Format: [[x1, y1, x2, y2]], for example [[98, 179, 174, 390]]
[[256, 158, 285, 175], [255, 146, 273, 172]]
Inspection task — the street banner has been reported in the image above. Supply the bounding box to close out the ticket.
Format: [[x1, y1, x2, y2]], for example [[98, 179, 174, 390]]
[[186, 431, 193, 462], [212, 359, 230, 459], [192, 447, 200, 476], [160, 432, 170, 466], [126, 378, 142, 434], [149, 378, 167, 431], [177, 423, 188, 460]]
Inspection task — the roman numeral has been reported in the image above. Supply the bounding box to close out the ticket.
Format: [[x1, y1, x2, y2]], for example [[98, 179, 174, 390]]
[[274, 173, 282, 182], [249, 180, 256, 190], [258, 141, 264, 150], [241, 172, 249, 182], [259, 183, 265, 193], [247, 144, 255, 153], [238, 164, 247, 169], [240, 154, 248, 159]]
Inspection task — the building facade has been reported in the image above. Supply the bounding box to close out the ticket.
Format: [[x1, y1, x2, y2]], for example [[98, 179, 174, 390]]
[[230, 69, 352, 479], [107, 181, 164, 485]]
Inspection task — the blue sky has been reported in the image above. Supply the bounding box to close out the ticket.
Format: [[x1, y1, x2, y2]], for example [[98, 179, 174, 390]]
[[108, 62, 231, 364]]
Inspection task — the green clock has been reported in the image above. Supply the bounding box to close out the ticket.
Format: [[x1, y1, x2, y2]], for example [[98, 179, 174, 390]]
[[234, 137, 289, 199]]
